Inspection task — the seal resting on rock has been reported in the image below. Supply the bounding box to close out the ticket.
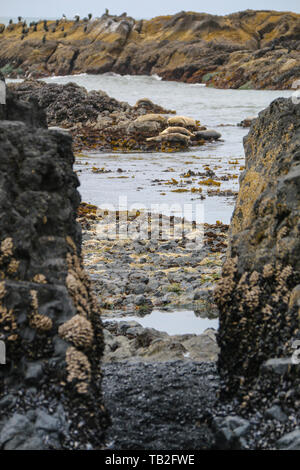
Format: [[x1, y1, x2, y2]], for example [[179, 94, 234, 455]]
[[135, 113, 167, 124], [146, 133, 190, 145], [167, 115, 197, 128], [160, 126, 195, 137]]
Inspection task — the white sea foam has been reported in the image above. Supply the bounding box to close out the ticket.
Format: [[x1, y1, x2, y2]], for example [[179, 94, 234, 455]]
[[151, 74, 162, 81]]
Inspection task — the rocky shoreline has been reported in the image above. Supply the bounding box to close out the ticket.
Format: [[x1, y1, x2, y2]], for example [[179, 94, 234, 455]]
[[1, 10, 299, 89], [78, 203, 227, 363]]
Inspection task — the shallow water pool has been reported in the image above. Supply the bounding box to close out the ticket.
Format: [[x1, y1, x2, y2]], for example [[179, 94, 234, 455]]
[[105, 309, 219, 336]]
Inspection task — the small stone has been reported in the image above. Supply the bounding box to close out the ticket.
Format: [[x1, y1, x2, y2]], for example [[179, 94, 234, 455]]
[[265, 405, 288, 423], [0, 394, 17, 410], [25, 362, 44, 385], [276, 429, 300, 450], [260, 358, 293, 376]]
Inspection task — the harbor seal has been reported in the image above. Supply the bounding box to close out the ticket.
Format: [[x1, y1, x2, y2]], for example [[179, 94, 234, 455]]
[[167, 115, 197, 128], [135, 114, 167, 124], [146, 133, 190, 144], [160, 126, 194, 137]]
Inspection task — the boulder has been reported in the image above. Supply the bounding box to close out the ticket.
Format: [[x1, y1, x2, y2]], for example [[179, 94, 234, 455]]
[[0, 92, 108, 449], [8, 79, 129, 128], [215, 97, 300, 398], [127, 119, 162, 136], [277, 430, 300, 450]]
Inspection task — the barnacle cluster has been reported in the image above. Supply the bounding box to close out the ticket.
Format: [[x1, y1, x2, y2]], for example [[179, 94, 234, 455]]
[[65, 236, 100, 320], [0, 304, 18, 342], [29, 289, 53, 332], [214, 257, 238, 306], [216, 259, 299, 395], [65, 346, 91, 394], [57, 236, 102, 394], [0, 238, 19, 278], [1, 238, 13, 257], [32, 273, 47, 284], [0, 281, 5, 300], [29, 313, 53, 331], [58, 314, 94, 349]]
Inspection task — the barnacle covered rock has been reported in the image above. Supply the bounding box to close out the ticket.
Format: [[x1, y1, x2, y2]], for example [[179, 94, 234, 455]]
[[65, 346, 91, 394], [0, 90, 108, 449], [216, 97, 300, 402], [59, 314, 94, 348]]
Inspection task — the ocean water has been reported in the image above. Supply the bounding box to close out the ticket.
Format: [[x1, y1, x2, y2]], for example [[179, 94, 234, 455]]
[[8, 73, 293, 224]]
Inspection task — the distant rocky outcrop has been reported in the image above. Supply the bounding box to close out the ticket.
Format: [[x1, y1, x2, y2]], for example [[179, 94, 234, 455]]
[[215, 97, 300, 406], [0, 88, 108, 449], [9, 79, 221, 151], [0, 10, 299, 89]]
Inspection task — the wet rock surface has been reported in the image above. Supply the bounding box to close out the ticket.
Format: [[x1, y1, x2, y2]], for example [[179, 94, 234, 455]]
[[79, 205, 228, 313], [103, 321, 218, 363], [0, 91, 108, 449], [0, 76, 299, 450], [102, 361, 300, 450], [79, 204, 224, 364], [1, 11, 299, 89]]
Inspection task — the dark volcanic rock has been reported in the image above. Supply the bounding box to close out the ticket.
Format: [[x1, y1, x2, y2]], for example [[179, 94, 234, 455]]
[[8, 79, 179, 152], [8, 79, 173, 129], [0, 90, 108, 449], [0, 75, 46, 128], [8, 79, 132, 128], [212, 415, 250, 449], [215, 97, 300, 402]]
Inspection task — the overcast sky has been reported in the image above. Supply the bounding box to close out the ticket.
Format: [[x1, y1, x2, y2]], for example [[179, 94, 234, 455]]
[[1, 0, 300, 19]]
